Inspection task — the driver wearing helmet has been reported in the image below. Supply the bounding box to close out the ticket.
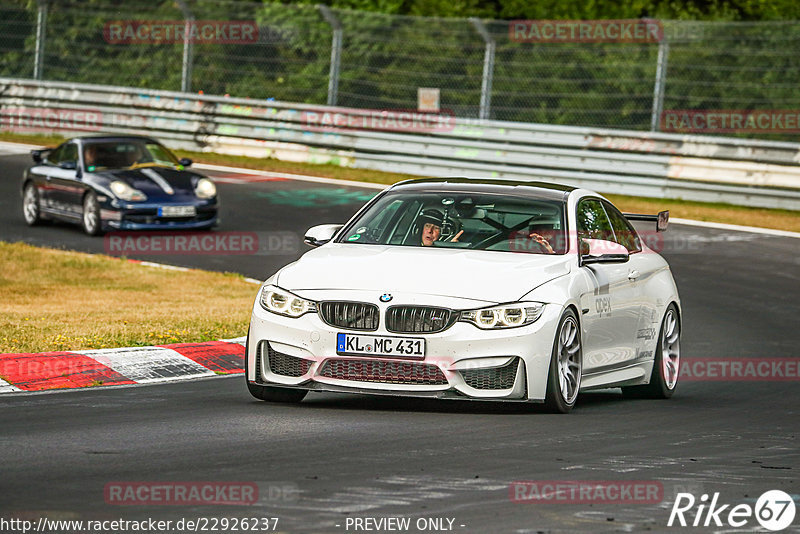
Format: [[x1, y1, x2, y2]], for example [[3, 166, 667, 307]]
[[417, 208, 464, 246]]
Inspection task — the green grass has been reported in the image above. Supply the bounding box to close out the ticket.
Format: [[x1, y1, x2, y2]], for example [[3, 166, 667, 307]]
[[0, 241, 256, 354]]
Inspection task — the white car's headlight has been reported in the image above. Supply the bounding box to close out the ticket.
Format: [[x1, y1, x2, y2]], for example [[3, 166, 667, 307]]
[[194, 178, 217, 199], [110, 180, 147, 201], [460, 303, 545, 329], [260, 285, 316, 318]]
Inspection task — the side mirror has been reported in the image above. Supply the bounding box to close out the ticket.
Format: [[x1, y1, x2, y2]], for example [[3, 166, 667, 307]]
[[59, 161, 77, 170], [31, 150, 43, 163], [580, 239, 629, 266], [304, 224, 342, 247], [623, 210, 669, 232], [179, 158, 193, 167], [657, 210, 669, 232]]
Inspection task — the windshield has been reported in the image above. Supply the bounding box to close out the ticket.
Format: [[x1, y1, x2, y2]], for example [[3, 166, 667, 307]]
[[338, 190, 568, 254], [83, 140, 180, 171]]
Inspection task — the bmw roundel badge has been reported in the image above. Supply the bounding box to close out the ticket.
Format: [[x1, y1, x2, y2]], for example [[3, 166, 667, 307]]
[[379, 294, 393, 303]]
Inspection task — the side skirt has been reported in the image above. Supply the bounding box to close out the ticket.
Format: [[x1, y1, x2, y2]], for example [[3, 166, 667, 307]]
[[580, 360, 655, 391]]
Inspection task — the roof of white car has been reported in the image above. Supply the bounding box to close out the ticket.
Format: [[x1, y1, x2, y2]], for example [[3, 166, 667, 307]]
[[390, 177, 577, 201]]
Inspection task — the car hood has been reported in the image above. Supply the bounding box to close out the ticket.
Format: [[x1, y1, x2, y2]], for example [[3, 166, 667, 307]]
[[94, 166, 200, 201], [276, 243, 572, 303]]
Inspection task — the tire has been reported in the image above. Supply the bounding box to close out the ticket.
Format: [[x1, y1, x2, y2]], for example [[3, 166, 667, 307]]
[[81, 191, 103, 236], [22, 182, 42, 226], [245, 333, 307, 403], [623, 303, 680, 399], [544, 308, 582, 413]]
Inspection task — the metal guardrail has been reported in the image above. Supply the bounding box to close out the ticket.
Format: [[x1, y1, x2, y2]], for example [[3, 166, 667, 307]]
[[2, 78, 800, 210]]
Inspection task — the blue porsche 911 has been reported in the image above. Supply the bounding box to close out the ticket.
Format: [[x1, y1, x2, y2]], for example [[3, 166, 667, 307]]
[[21, 135, 218, 235]]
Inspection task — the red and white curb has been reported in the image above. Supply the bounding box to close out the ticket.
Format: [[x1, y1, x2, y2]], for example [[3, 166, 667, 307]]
[[0, 337, 247, 394]]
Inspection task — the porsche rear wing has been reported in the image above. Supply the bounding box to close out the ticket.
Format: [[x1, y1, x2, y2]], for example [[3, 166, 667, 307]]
[[623, 210, 669, 232]]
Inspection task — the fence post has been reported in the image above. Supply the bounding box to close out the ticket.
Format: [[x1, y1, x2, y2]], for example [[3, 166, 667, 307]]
[[318, 5, 342, 107], [176, 0, 194, 93], [33, 0, 48, 80], [650, 39, 669, 131], [470, 18, 495, 121]]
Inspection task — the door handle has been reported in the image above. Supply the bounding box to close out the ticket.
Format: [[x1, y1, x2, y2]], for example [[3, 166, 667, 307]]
[[628, 270, 640, 281]]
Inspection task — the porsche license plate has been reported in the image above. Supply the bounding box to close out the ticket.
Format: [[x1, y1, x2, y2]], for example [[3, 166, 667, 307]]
[[336, 333, 425, 358], [158, 205, 196, 217]]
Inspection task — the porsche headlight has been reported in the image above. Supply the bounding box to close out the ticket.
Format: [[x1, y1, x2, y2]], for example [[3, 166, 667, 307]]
[[110, 180, 147, 201], [259, 285, 316, 318], [194, 178, 217, 199], [460, 303, 545, 329]]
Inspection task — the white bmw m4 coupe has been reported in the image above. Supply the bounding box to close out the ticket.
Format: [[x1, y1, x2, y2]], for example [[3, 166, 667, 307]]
[[246, 178, 681, 412]]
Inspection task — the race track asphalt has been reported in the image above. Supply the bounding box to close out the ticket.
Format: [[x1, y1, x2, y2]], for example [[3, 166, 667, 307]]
[[1, 148, 798, 533]]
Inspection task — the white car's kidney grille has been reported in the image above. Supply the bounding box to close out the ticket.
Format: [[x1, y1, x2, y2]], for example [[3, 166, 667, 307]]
[[461, 359, 518, 390], [318, 359, 448, 385], [319, 301, 380, 331], [385, 306, 456, 333], [264, 342, 312, 377]]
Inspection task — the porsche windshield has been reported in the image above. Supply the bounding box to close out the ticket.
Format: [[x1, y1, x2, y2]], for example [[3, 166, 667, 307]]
[[83, 140, 180, 171], [338, 191, 568, 254]]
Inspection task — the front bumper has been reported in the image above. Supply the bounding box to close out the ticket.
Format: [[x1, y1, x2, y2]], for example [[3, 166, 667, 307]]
[[247, 297, 563, 402], [100, 199, 218, 231]]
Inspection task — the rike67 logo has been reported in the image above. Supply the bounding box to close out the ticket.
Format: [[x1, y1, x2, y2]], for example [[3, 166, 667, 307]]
[[669, 490, 796, 531]]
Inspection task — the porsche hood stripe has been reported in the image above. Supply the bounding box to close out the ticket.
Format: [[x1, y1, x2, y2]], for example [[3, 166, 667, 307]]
[[141, 168, 175, 194]]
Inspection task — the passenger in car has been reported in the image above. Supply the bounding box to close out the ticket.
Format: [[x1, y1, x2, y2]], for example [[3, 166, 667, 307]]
[[528, 223, 556, 254]]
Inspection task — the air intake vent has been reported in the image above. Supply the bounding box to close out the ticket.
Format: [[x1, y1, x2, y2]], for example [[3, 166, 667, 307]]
[[386, 306, 456, 334], [319, 301, 380, 331], [264, 342, 312, 377], [319, 359, 448, 385], [254, 342, 263, 381], [461, 358, 518, 390]]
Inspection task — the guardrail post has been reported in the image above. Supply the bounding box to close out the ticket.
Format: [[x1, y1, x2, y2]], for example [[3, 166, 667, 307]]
[[33, 0, 48, 80], [470, 18, 495, 121], [650, 39, 669, 131], [176, 0, 194, 93], [318, 5, 342, 106]]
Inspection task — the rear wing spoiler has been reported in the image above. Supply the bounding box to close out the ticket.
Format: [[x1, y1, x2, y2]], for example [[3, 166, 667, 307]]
[[623, 210, 669, 232]]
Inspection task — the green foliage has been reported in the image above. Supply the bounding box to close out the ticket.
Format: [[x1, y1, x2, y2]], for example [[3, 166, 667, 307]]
[[1, 0, 799, 136], [309, 0, 800, 20]]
